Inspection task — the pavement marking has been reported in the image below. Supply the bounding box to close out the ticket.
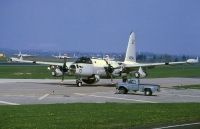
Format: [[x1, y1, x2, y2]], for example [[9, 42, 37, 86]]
[[38, 93, 50, 100], [74, 93, 157, 103], [0, 101, 20, 105], [2, 95, 25, 97], [153, 122, 200, 129], [74, 93, 87, 96], [90, 94, 157, 103], [160, 93, 200, 98]]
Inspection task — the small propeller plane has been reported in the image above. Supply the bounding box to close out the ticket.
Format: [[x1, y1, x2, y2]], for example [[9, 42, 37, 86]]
[[52, 53, 72, 59], [10, 32, 199, 86], [14, 51, 35, 57]]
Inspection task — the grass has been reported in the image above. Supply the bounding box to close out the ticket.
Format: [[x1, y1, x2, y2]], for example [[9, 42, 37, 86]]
[[146, 64, 200, 78], [0, 103, 200, 129], [0, 65, 53, 79], [0, 64, 200, 79], [0, 57, 6, 62], [0, 65, 74, 79], [174, 85, 200, 89], [0, 64, 199, 128]]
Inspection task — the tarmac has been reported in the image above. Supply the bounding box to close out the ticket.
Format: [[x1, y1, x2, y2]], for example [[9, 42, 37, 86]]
[[0, 78, 200, 105]]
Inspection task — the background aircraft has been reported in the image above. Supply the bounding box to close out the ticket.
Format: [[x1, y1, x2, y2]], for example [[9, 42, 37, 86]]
[[52, 53, 72, 59], [10, 32, 198, 86], [14, 51, 35, 57]]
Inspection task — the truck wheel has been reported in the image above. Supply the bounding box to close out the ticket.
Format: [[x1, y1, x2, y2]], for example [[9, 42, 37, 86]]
[[145, 89, 152, 96], [119, 87, 127, 94]]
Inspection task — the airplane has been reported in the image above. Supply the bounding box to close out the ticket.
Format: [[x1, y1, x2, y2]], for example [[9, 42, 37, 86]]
[[186, 57, 199, 64], [10, 32, 199, 86], [52, 53, 72, 59], [92, 54, 115, 61], [14, 51, 35, 57], [104, 55, 115, 61]]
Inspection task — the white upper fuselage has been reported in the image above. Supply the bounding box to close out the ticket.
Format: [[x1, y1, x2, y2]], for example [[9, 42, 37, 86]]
[[72, 58, 121, 78]]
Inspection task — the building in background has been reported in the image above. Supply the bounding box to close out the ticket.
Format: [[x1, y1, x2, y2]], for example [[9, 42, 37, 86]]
[[0, 53, 5, 58]]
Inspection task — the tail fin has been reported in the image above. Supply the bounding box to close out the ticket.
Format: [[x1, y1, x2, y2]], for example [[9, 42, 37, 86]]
[[124, 32, 136, 62], [19, 55, 23, 60], [18, 51, 22, 57]]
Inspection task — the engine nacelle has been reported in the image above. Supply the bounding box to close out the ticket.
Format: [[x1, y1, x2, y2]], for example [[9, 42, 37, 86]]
[[48, 65, 68, 77], [112, 69, 121, 77], [134, 67, 147, 78], [51, 68, 63, 77]]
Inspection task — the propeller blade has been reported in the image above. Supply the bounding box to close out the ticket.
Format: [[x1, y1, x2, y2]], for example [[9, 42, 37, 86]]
[[104, 59, 114, 82], [110, 73, 113, 83], [61, 73, 64, 83], [61, 57, 68, 83]]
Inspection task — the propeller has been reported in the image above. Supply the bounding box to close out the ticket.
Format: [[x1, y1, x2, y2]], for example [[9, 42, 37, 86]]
[[61, 57, 68, 82], [104, 59, 115, 82]]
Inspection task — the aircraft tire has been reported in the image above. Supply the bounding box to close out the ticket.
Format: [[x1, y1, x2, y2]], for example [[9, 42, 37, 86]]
[[77, 82, 82, 87]]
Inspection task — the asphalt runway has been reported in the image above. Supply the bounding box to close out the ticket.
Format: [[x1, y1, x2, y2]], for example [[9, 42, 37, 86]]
[[0, 78, 200, 105]]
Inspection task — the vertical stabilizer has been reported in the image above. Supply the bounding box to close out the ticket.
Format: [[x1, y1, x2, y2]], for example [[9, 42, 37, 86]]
[[18, 51, 22, 57], [19, 55, 23, 60], [124, 32, 136, 62]]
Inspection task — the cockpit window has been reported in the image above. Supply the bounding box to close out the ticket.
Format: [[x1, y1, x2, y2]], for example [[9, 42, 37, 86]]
[[128, 80, 136, 84], [75, 57, 92, 64]]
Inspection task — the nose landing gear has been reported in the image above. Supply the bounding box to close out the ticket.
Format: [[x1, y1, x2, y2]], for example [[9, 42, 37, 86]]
[[76, 79, 82, 87]]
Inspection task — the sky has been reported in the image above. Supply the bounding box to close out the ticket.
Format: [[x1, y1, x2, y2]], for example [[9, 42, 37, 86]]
[[0, 0, 200, 55]]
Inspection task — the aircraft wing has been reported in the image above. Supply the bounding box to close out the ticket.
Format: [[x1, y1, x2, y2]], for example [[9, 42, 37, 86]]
[[124, 57, 199, 69], [10, 57, 73, 66], [124, 61, 187, 68]]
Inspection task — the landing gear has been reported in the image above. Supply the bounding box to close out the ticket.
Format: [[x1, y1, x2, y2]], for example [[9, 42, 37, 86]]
[[77, 82, 82, 87], [76, 79, 82, 87]]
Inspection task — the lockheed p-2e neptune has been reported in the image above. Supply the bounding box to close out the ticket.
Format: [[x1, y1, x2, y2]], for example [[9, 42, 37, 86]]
[[11, 32, 198, 86]]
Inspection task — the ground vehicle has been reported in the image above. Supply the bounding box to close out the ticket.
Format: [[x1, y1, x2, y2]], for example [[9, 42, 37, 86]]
[[116, 79, 160, 96]]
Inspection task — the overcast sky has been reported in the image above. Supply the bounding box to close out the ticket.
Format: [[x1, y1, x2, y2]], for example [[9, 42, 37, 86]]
[[0, 0, 200, 55]]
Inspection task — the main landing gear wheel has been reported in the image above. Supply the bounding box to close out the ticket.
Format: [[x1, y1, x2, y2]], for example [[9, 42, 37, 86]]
[[77, 82, 82, 87], [76, 80, 82, 87]]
